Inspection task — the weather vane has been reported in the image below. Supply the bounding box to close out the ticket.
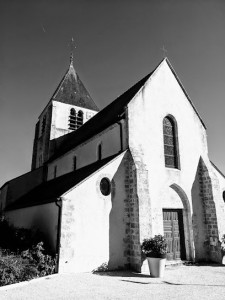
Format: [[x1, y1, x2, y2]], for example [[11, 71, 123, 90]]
[[161, 45, 167, 58], [69, 37, 76, 65]]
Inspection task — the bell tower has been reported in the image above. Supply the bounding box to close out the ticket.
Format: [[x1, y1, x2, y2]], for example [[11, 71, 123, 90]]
[[31, 48, 99, 170]]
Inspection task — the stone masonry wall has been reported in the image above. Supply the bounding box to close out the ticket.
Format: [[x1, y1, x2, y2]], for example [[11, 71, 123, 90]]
[[123, 152, 140, 271], [123, 150, 152, 272], [198, 158, 221, 262]]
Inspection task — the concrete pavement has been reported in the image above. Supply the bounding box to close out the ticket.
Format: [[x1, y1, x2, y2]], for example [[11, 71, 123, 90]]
[[0, 264, 225, 299]]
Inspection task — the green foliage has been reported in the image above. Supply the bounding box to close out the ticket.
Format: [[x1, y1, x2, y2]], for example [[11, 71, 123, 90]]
[[92, 262, 109, 273], [141, 235, 168, 257], [221, 234, 225, 253], [0, 216, 56, 286], [21, 242, 56, 277], [0, 242, 56, 286], [0, 215, 51, 253]]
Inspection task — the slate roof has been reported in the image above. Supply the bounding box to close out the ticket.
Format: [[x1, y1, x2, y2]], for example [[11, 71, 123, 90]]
[[49, 58, 206, 162], [51, 63, 99, 111], [6, 154, 119, 211]]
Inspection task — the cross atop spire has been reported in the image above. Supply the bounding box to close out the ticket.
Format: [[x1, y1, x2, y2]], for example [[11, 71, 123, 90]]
[[160, 45, 167, 58], [69, 37, 76, 65]]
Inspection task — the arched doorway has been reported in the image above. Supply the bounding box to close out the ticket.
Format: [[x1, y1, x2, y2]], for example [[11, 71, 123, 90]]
[[162, 184, 194, 261]]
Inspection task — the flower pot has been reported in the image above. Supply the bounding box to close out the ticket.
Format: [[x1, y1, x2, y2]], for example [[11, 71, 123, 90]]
[[222, 251, 225, 265], [147, 257, 166, 278]]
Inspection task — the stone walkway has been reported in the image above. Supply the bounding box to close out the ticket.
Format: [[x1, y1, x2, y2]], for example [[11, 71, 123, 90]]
[[0, 264, 225, 299]]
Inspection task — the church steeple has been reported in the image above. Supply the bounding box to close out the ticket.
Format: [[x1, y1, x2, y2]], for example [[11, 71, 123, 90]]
[[51, 51, 99, 111], [31, 49, 99, 170]]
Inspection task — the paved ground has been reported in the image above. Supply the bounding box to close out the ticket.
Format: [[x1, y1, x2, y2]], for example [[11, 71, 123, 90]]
[[0, 264, 225, 299]]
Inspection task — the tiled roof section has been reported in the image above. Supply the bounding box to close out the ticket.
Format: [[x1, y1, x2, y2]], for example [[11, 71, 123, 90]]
[[51, 64, 99, 111], [6, 154, 119, 211]]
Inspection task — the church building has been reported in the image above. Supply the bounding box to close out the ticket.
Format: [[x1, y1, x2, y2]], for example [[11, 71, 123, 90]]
[[1, 55, 225, 273]]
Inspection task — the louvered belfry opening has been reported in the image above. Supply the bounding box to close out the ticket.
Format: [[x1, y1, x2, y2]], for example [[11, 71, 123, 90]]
[[69, 108, 84, 131], [163, 116, 179, 168], [76, 110, 83, 128], [69, 108, 76, 130]]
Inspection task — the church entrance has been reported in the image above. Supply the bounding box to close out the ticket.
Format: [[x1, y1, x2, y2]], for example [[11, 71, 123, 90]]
[[163, 209, 186, 261]]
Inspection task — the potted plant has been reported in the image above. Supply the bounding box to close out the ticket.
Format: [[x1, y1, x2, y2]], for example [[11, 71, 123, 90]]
[[141, 234, 167, 278], [221, 234, 225, 265]]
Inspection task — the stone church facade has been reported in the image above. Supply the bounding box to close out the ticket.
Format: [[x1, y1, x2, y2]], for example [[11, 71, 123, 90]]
[[1, 57, 225, 273]]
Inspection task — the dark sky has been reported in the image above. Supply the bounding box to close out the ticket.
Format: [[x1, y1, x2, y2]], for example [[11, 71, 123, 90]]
[[0, 0, 225, 187]]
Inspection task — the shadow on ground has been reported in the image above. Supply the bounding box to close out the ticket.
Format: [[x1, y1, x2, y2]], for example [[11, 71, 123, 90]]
[[93, 271, 150, 278], [120, 279, 225, 287], [183, 261, 225, 268]]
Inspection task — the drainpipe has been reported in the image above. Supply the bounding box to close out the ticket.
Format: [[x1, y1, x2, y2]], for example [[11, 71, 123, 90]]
[[117, 121, 123, 153], [55, 197, 62, 273], [117, 111, 126, 153]]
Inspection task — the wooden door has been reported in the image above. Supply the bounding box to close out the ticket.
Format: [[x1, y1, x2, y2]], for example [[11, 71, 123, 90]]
[[163, 209, 186, 261]]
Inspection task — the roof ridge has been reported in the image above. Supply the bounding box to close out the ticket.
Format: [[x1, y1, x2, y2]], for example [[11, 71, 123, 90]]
[[210, 160, 225, 179], [165, 58, 206, 129], [6, 152, 126, 211]]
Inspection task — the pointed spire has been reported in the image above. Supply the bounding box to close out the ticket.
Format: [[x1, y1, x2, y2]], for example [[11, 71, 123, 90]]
[[50, 39, 99, 111]]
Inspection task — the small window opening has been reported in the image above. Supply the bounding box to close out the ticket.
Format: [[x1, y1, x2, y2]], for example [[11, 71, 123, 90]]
[[223, 191, 225, 202], [97, 144, 102, 161], [54, 166, 57, 178], [73, 156, 77, 171]]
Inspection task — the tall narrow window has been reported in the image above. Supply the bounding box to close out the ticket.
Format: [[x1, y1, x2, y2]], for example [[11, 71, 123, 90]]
[[163, 116, 179, 168], [77, 110, 83, 129], [54, 166, 57, 178], [41, 116, 46, 134], [73, 156, 77, 171], [39, 154, 42, 166], [97, 143, 102, 161], [69, 108, 76, 130]]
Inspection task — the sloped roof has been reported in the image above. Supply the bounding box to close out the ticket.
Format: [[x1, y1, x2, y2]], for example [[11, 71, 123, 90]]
[[49, 66, 156, 162], [210, 161, 225, 179], [51, 63, 99, 111], [165, 59, 206, 129], [49, 58, 206, 162], [6, 154, 119, 211]]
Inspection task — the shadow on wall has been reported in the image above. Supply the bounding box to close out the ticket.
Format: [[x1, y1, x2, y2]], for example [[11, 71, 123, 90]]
[[191, 157, 221, 263], [108, 151, 140, 271]]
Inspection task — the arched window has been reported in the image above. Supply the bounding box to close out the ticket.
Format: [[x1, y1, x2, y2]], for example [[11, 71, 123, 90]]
[[163, 116, 179, 169], [97, 143, 102, 161], [77, 110, 83, 129], [69, 108, 76, 130]]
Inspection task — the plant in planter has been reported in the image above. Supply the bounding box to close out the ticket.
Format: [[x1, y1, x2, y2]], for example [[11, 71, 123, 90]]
[[141, 235, 168, 278]]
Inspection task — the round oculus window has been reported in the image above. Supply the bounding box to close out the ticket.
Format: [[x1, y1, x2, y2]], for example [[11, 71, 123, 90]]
[[100, 178, 111, 196]]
